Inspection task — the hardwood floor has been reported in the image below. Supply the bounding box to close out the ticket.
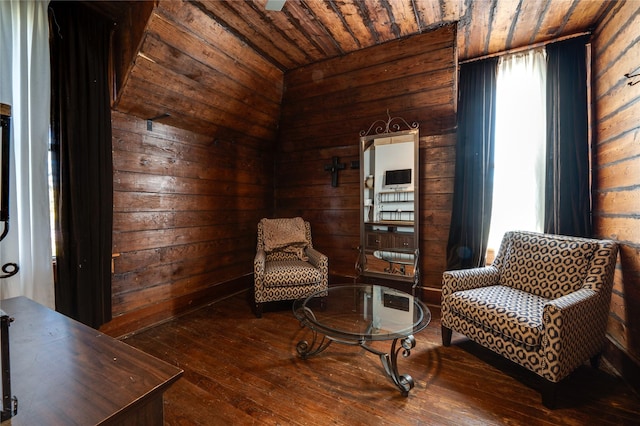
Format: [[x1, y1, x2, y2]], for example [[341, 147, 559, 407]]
[[123, 291, 640, 425]]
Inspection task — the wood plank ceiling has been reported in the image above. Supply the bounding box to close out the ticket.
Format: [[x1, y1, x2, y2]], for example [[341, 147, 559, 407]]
[[187, 0, 612, 69], [96, 0, 614, 137]]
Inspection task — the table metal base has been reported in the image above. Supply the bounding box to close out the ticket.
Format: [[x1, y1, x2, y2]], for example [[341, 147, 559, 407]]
[[296, 327, 417, 396]]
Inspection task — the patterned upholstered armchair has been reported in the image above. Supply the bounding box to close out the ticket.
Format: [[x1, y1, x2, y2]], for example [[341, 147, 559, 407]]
[[441, 231, 618, 408], [253, 218, 328, 317]]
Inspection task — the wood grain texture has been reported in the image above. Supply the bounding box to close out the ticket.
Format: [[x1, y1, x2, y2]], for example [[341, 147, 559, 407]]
[[79, 0, 638, 390], [275, 26, 456, 301], [113, 1, 283, 138], [93, 0, 612, 139], [592, 0, 640, 393], [123, 291, 640, 425], [0, 296, 182, 425], [104, 110, 271, 336]]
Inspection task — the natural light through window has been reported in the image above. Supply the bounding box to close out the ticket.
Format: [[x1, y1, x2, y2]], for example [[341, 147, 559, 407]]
[[487, 49, 547, 258]]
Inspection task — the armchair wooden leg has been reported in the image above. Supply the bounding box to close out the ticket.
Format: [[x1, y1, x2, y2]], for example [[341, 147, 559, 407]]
[[541, 380, 558, 409], [441, 325, 452, 347], [255, 303, 263, 318]]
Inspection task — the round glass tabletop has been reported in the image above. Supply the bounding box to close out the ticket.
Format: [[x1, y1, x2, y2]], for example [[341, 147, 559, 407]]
[[293, 284, 431, 342]]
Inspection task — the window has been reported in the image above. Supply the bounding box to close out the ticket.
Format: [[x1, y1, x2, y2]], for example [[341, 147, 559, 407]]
[[486, 49, 547, 261]]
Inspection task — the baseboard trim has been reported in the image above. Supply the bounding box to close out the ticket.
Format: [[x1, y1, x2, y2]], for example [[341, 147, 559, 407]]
[[102, 275, 253, 338]]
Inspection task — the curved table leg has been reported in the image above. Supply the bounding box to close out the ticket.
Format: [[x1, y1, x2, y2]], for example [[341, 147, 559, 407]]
[[296, 308, 333, 359], [361, 335, 416, 396], [296, 305, 417, 396], [296, 328, 332, 359]]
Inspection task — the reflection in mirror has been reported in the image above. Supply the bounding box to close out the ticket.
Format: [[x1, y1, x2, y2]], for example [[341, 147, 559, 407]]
[[369, 286, 415, 333], [359, 113, 419, 292]]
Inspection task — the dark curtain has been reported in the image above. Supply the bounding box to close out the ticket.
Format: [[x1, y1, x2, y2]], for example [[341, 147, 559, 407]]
[[50, 2, 113, 328], [544, 36, 591, 237], [446, 58, 498, 270]]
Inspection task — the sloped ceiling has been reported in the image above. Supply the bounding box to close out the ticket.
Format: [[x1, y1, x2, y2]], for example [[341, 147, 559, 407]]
[[193, 0, 611, 68], [94, 0, 614, 138]]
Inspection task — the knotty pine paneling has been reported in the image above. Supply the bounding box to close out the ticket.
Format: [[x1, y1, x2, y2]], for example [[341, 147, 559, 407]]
[[592, 0, 640, 390], [276, 25, 456, 303], [101, 111, 274, 337]]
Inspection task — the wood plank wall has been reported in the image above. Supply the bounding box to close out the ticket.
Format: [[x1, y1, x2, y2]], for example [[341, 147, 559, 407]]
[[101, 111, 274, 337], [113, 1, 283, 140], [110, 1, 154, 102], [99, 0, 286, 337], [275, 25, 457, 304], [592, 0, 640, 390]]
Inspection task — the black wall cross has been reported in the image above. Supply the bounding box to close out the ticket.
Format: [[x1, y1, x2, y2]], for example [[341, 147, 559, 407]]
[[324, 156, 346, 187]]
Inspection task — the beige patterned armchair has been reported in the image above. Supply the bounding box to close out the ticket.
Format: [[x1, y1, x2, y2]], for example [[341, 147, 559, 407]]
[[441, 231, 618, 408], [253, 218, 328, 317]]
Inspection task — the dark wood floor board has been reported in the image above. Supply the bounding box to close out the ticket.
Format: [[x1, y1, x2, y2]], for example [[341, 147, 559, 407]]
[[123, 292, 640, 425], [135, 307, 430, 424], [172, 317, 413, 424], [126, 330, 301, 425], [162, 378, 261, 425], [128, 317, 379, 425]]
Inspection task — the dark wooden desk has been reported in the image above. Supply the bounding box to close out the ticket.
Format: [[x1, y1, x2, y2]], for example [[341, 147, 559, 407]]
[[0, 297, 182, 425]]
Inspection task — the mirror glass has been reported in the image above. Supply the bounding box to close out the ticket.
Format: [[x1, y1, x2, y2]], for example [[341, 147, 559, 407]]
[[359, 124, 419, 289]]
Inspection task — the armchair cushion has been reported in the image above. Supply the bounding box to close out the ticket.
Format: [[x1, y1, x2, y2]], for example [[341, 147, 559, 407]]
[[447, 285, 548, 348], [263, 260, 323, 287], [501, 233, 598, 300]]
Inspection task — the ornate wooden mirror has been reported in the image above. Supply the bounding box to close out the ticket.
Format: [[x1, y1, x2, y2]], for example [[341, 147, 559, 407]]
[[358, 112, 419, 292]]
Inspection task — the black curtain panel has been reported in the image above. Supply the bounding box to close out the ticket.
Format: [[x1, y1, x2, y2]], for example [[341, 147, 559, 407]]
[[544, 36, 591, 237], [446, 58, 498, 270], [49, 2, 113, 328]]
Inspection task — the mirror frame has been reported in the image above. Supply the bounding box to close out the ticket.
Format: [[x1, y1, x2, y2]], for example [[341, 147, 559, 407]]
[[358, 114, 419, 291], [0, 104, 10, 223]]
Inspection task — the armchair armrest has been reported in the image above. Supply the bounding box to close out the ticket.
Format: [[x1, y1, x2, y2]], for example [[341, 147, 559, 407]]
[[305, 247, 328, 290], [582, 241, 618, 292], [305, 247, 328, 270], [254, 249, 266, 279], [442, 266, 500, 297], [541, 288, 606, 381]]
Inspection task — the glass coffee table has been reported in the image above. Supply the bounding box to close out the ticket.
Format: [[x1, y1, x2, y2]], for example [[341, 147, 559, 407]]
[[293, 284, 431, 396]]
